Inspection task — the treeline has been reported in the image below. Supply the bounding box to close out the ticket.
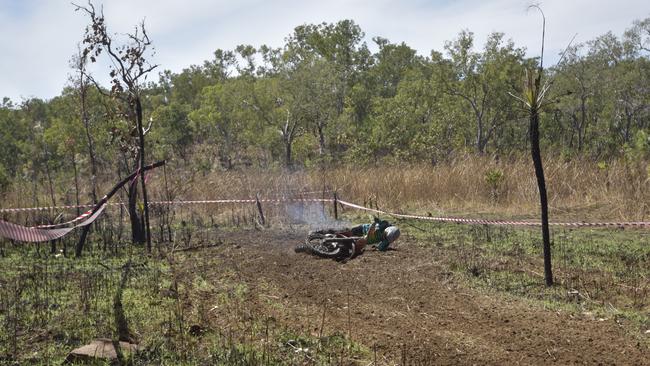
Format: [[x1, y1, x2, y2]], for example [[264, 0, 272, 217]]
[[1, 18, 649, 194]]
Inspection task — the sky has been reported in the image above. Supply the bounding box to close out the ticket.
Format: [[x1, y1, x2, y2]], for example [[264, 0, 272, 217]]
[[1, 0, 648, 102]]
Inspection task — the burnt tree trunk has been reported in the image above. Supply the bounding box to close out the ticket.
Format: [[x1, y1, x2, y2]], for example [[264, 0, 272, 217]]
[[135, 98, 152, 252], [72, 151, 81, 217], [75, 161, 164, 258], [44, 157, 58, 255], [529, 105, 553, 286], [128, 178, 145, 244]]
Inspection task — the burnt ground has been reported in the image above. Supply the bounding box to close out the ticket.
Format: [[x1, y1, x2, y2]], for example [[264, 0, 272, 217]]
[[174, 228, 649, 365]]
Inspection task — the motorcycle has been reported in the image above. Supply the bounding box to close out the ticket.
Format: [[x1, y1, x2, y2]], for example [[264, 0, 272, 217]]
[[294, 229, 363, 260]]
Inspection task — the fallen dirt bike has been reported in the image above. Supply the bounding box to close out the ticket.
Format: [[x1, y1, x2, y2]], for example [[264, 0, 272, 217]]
[[294, 230, 363, 260]]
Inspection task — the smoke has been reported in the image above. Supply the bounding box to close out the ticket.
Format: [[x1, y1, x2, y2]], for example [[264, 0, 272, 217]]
[[284, 202, 350, 230]]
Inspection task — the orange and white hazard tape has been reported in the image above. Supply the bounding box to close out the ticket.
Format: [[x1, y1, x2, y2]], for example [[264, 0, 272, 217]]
[[0, 198, 334, 213], [0, 204, 107, 242], [3, 197, 649, 235], [0, 204, 96, 212], [337, 200, 650, 229]]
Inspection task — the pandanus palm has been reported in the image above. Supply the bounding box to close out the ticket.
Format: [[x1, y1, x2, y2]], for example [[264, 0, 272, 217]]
[[509, 5, 575, 286]]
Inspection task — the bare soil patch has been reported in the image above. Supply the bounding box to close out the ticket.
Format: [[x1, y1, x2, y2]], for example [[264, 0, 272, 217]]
[[176, 228, 648, 365]]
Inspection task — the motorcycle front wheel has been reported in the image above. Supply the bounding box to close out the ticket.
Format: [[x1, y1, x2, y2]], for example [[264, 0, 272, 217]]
[[295, 233, 343, 259]]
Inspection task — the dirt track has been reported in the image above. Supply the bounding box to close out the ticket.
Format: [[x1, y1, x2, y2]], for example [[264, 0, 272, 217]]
[[185, 228, 648, 365]]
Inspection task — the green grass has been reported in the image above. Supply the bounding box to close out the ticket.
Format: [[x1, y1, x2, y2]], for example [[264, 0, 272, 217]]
[[1, 213, 647, 364], [0, 246, 165, 364], [400, 217, 650, 335], [0, 242, 368, 365]]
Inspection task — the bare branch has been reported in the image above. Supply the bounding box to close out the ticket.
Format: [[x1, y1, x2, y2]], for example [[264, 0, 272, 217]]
[[143, 117, 153, 135], [527, 4, 546, 70], [508, 91, 531, 108]]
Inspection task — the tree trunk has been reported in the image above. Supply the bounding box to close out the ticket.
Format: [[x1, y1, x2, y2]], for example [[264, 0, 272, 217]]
[[135, 98, 152, 252], [43, 157, 59, 255], [69, 151, 80, 257], [80, 72, 98, 204], [624, 107, 633, 143], [317, 122, 326, 156], [285, 139, 293, 169], [128, 179, 145, 244], [72, 151, 81, 217], [44, 159, 57, 208], [75, 161, 165, 257], [121, 156, 144, 245], [579, 97, 587, 151], [473, 104, 487, 155], [477, 120, 485, 154], [530, 107, 553, 286]]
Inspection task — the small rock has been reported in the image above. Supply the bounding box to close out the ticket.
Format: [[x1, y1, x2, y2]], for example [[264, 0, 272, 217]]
[[65, 338, 139, 364]]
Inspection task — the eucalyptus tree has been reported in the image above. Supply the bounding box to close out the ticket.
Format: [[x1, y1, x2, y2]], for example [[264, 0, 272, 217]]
[[443, 31, 525, 154], [553, 44, 601, 152], [149, 101, 194, 162], [45, 90, 87, 216], [164, 49, 236, 109], [365, 64, 447, 163], [70, 50, 100, 203], [614, 26, 650, 146], [292, 57, 340, 159], [624, 17, 650, 54], [244, 73, 304, 169], [241, 42, 333, 169], [0, 99, 28, 189], [286, 20, 369, 114], [0, 104, 15, 191], [285, 20, 372, 159], [553, 28, 650, 155], [189, 78, 252, 169], [359, 38, 452, 162], [369, 37, 420, 98], [612, 59, 650, 149]]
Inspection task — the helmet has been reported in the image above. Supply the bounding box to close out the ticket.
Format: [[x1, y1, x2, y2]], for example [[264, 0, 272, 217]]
[[383, 226, 400, 243]]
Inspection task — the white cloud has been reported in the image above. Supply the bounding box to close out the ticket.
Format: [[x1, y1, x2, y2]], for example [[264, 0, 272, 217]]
[[0, 0, 648, 102]]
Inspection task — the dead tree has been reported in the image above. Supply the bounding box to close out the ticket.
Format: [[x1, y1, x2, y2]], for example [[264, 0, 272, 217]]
[[75, 2, 158, 251]]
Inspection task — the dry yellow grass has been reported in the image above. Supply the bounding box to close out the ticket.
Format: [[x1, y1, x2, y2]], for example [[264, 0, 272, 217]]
[[170, 155, 649, 222], [2, 155, 648, 223]]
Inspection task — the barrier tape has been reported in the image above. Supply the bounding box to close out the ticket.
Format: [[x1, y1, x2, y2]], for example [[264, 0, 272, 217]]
[[0, 198, 333, 241], [2, 197, 648, 233], [36, 206, 98, 229], [0, 198, 332, 213], [0, 204, 98, 212], [150, 198, 332, 205], [0, 162, 168, 243], [337, 200, 650, 228], [0, 204, 107, 242]]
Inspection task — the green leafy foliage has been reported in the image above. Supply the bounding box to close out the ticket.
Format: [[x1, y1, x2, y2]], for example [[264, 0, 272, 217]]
[[0, 17, 648, 184]]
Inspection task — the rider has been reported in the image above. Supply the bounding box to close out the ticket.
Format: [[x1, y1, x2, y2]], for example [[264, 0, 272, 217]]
[[340, 217, 401, 254]]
